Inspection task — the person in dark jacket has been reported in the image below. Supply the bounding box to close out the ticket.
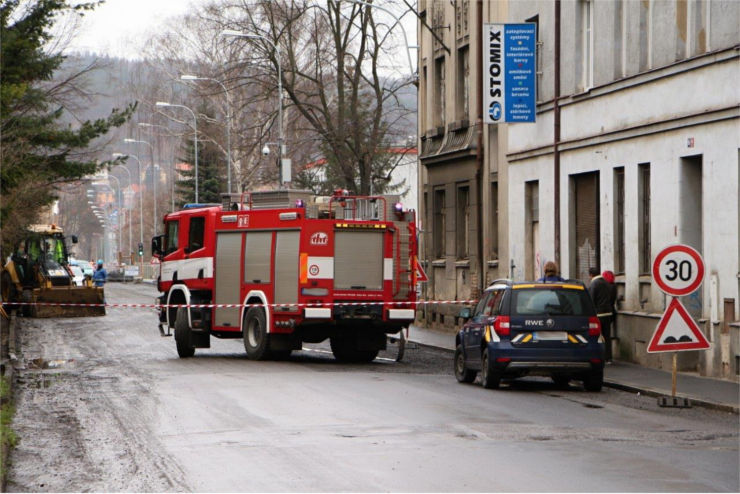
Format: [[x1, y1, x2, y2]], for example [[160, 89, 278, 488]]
[[537, 261, 565, 282], [589, 267, 616, 363]]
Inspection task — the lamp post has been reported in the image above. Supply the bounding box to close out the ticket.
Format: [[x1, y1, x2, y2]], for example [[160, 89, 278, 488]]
[[112, 163, 133, 257], [156, 101, 199, 203], [221, 29, 286, 186], [113, 153, 143, 256], [139, 122, 177, 212], [125, 138, 158, 235], [181, 74, 233, 194], [107, 175, 123, 264]]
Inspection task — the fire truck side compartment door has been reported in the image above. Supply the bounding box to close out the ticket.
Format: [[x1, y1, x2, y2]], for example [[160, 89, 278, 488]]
[[274, 230, 300, 309], [334, 231, 383, 290], [214, 232, 242, 327]]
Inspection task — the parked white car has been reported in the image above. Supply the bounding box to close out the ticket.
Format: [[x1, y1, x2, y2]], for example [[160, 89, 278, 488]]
[[68, 264, 85, 286]]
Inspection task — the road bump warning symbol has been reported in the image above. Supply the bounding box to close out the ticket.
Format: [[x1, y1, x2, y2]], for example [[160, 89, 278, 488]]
[[647, 298, 710, 353], [413, 256, 428, 283]]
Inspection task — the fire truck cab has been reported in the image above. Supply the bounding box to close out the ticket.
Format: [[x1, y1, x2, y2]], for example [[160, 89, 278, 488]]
[[152, 190, 418, 362]]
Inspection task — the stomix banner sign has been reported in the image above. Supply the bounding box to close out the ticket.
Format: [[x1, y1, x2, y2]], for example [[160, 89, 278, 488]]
[[483, 23, 537, 124]]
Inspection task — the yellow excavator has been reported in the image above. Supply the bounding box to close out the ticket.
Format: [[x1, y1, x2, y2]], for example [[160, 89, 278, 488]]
[[1, 224, 105, 317]]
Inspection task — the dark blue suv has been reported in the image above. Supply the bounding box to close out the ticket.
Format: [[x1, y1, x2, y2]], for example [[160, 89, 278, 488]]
[[454, 280, 605, 391]]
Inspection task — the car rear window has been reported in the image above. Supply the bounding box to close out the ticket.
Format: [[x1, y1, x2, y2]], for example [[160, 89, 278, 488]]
[[511, 287, 594, 316]]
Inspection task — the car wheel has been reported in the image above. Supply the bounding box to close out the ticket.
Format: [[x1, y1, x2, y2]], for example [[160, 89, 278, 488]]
[[552, 375, 571, 389], [454, 344, 476, 383], [480, 348, 501, 389], [174, 307, 195, 358], [243, 307, 271, 360], [583, 370, 603, 392]]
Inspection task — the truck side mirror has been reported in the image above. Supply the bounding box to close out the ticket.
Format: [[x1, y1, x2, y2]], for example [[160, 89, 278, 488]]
[[71, 235, 78, 244], [458, 307, 472, 319], [151, 235, 164, 258]]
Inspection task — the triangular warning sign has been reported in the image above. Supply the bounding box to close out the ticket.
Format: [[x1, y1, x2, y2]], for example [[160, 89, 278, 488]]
[[413, 256, 428, 283], [647, 298, 710, 353]]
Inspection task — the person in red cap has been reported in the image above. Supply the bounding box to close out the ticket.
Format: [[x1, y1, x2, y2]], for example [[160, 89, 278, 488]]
[[589, 267, 617, 363]]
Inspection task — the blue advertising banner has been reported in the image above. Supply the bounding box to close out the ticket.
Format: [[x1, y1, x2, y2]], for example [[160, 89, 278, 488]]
[[483, 23, 537, 124]]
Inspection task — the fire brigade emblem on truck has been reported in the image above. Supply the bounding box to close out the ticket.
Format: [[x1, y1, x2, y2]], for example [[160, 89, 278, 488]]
[[309, 264, 320, 276], [310, 232, 328, 245]]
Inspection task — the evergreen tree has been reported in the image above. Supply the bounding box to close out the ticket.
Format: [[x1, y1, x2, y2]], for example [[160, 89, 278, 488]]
[[0, 0, 135, 254], [175, 137, 224, 207]]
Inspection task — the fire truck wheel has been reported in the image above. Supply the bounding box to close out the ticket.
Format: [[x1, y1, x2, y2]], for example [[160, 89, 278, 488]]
[[243, 307, 270, 360], [174, 307, 195, 358]]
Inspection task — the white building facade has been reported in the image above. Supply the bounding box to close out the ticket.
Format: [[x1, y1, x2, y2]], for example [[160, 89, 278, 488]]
[[504, 0, 739, 378]]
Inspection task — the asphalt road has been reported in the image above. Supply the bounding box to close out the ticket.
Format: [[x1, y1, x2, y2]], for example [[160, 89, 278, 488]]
[[7, 282, 739, 492]]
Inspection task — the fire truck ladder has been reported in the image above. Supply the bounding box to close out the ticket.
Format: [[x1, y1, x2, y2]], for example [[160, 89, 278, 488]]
[[394, 223, 413, 300]]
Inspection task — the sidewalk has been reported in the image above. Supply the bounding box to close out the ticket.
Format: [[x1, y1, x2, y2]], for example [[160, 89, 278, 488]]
[[408, 324, 739, 414]]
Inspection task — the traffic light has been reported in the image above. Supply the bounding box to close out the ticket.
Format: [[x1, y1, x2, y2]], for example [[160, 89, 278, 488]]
[[138, 242, 144, 257]]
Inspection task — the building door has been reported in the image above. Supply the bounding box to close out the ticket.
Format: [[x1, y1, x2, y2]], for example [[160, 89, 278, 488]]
[[680, 155, 703, 317], [572, 172, 600, 282]]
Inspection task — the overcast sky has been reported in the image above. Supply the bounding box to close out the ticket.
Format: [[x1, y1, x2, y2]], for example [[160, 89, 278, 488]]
[[66, 0, 198, 58], [66, 0, 417, 72]]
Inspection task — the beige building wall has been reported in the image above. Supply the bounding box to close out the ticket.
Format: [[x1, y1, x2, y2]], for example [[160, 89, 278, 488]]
[[417, 0, 510, 331]]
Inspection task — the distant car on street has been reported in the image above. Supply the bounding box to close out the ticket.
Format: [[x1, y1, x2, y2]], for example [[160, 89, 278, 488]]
[[70, 259, 94, 278], [68, 264, 85, 286], [454, 279, 605, 391]]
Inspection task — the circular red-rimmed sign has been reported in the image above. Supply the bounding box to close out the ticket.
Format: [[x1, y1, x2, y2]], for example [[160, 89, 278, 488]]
[[652, 244, 704, 296]]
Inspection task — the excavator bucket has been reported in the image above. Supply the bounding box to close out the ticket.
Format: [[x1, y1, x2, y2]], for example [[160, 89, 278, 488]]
[[31, 286, 106, 318]]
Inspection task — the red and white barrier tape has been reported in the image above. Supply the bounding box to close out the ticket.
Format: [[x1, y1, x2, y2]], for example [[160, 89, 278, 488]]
[[6, 300, 478, 309]]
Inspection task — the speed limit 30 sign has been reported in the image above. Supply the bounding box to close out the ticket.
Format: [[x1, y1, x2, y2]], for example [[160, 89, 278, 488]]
[[652, 244, 705, 296]]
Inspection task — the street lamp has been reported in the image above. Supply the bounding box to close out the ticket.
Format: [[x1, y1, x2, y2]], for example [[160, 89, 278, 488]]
[[221, 29, 287, 186], [112, 162, 133, 256], [156, 101, 199, 203], [107, 175, 123, 265], [113, 153, 143, 254], [139, 123, 177, 212], [124, 138, 158, 235], [181, 74, 233, 194]]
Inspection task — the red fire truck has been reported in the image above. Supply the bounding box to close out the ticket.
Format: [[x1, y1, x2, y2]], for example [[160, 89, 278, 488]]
[[152, 189, 418, 362]]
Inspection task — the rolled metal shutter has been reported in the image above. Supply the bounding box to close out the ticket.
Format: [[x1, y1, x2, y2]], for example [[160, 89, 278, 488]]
[[334, 231, 384, 290]]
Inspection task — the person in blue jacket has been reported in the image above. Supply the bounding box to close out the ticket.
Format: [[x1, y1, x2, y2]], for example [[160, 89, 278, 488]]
[[92, 260, 107, 287]]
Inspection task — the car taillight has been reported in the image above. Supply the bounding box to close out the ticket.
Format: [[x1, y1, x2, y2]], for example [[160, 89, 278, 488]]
[[588, 316, 601, 336], [494, 316, 510, 336]]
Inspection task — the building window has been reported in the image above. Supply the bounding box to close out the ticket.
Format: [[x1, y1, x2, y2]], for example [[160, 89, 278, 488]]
[[455, 46, 469, 122], [421, 65, 427, 131], [526, 14, 542, 102], [456, 184, 470, 259], [639, 0, 651, 71], [580, 0, 594, 90], [490, 181, 499, 260], [434, 57, 446, 129], [433, 188, 446, 259], [638, 163, 651, 274], [614, 167, 625, 274]]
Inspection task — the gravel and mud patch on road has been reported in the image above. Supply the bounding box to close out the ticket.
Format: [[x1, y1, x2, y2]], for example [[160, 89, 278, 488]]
[[5, 316, 186, 492]]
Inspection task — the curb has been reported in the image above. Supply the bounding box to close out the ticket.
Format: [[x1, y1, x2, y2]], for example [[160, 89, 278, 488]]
[[409, 336, 737, 414], [1, 310, 17, 492], [604, 379, 739, 415]]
